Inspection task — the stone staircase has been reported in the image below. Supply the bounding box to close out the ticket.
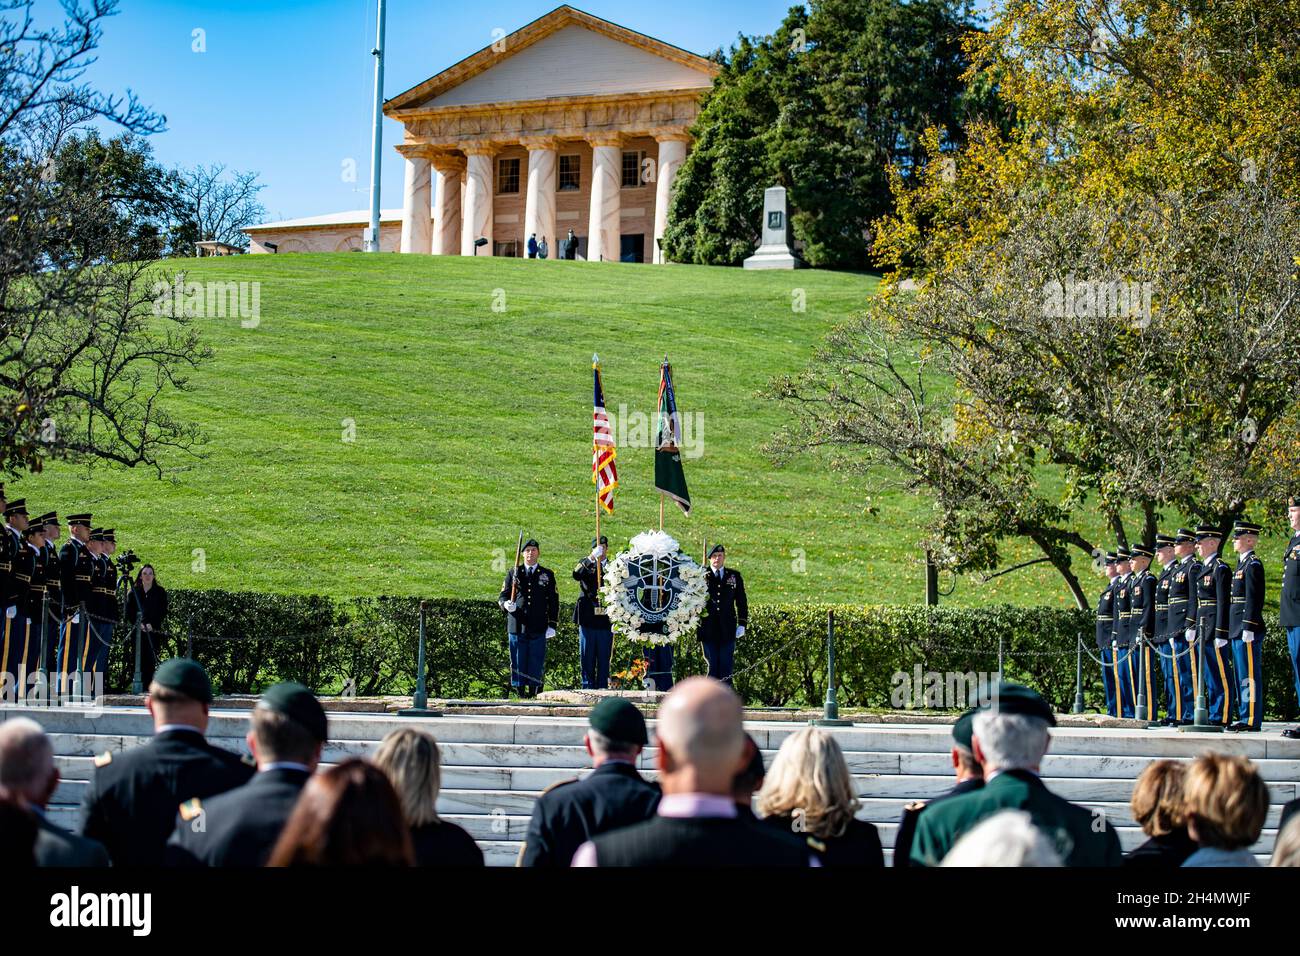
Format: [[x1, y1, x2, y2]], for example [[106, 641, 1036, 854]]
[[5, 705, 1295, 866]]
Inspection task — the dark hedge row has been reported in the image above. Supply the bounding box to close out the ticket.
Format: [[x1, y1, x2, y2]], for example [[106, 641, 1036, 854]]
[[105, 590, 1299, 720]]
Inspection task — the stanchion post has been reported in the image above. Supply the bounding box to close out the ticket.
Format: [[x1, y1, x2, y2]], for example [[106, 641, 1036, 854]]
[[399, 600, 441, 717], [1073, 635, 1085, 714], [811, 609, 851, 727], [186, 613, 193, 659], [131, 619, 143, 695], [1135, 637, 1148, 723], [1181, 628, 1222, 733], [997, 634, 1004, 681]]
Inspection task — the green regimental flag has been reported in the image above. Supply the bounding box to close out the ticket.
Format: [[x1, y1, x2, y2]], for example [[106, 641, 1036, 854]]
[[655, 359, 691, 515]]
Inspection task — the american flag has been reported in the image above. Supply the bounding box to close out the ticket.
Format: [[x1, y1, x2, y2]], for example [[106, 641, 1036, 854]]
[[592, 355, 617, 514]]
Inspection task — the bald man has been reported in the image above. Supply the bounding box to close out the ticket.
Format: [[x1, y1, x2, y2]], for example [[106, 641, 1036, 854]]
[[0, 718, 109, 866], [572, 677, 811, 866]]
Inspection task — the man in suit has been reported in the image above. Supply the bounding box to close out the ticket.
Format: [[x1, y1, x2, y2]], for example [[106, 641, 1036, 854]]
[[698, 544, 747, 686], [909, 683, 1123, 867], [79, 658, 253, 865], [1112, 547, 1136, 718], [1227, 520, 1266, 732], [1128, 543, 1159, 722], [1195, 524, 1235, 727], [1095, 551, 1121, 717], [498, 538, 558, 698], [166, 681, 326, 866], [573, 677, 812, 866], [0, 717, 110, 866], [518, 697, 660, 867], [1281, 497, 1300, 740], [894, 708, 984, 866], [1164, 529, 1200, 725], [573, 536, 614, 690]]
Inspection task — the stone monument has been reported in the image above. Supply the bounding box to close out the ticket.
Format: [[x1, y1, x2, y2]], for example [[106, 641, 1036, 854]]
[[743, 185, 802, 270]]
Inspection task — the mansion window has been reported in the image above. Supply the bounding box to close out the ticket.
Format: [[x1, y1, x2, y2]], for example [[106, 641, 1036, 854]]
[[621, 150, 645, 188], [559, 154, 581, 191], [497, 158, 520, 194]]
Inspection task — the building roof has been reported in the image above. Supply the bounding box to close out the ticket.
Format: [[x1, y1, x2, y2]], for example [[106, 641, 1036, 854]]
[[384, 4, 717, 114], [244, 209, 405, 232]]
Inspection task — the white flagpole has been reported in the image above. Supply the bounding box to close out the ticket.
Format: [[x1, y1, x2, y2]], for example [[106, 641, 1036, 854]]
[[364, 0, 387, 252]]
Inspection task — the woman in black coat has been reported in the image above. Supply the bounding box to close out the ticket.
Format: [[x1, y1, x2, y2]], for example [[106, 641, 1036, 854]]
[[123, 565, 168, 688], [1124, 760, 1196, 868]]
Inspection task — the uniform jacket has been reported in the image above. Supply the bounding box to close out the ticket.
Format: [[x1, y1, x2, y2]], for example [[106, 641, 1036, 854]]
[[700, 567, 747, 644], [1095, 579, 1117, 650], [1166, 555, 1200, 638], [571, 557, 612, 629], [164, 766, 311, 867], [1, 525, 21, 609], [1129, 569, 1156, 642], [59, 539, 95, 613], [1195, 555, 1231, 642], [1154, 562, 1175, 643], [1228, 550, 1264, 641], [909, 768, 1123, 867], [589, 812, 810, 867], [518, 760, 660, 867], [14, 542, 43, 619], [894, 777, 984, 866], [498, 564, 558, 635], [1280, 533, 1300, 629], [1113, 574, 1133, 647], [79, 728, 254, 866]]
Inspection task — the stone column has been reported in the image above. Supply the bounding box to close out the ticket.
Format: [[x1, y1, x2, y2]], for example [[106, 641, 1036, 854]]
[[586, 134, 622, 263], [461, 146, 496, 257], [399, 153, 432, 254], [520, 137, 558, 257], [653, 135, 689, 264], [431, 156, 464, 256]]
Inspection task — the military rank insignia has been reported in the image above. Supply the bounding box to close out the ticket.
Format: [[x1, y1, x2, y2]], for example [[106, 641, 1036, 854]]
[[179, 797, 203, 822], [93, 751, 113, 768]]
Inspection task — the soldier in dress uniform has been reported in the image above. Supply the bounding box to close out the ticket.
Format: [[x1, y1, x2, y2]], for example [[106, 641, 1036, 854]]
[[1128, 543, 1159, 722], [5, 520, 46, 700], [1112, 547, 1135, 718], [165, 682, 326, 867], [894, 708, 984, 867], [498, 539, 558, 698], [39, 513, 64, 680], [78, 658, 254, 865], [84, 528, 118, 680], [698, 544, 747, 686], [573, 536, 614, 690], [1, 499, 28, 699], [1152, 534, 1177, 725], [1095, 551, 1121, 717], [1194, 524, 1235, 727], [1227, 520, 1265, 732], [1282, 496, 1300, 740], [518, 697, 660, 867], [1162, 529, 1200, 725], [58, 514, 95, 696], [0, 485, 13, 689]]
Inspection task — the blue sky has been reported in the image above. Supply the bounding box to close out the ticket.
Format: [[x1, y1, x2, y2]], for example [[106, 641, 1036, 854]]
[[43, 0, 804, 222]]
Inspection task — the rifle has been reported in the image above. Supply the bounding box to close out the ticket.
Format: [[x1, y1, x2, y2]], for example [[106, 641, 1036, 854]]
[[509, 530, 525, 604]]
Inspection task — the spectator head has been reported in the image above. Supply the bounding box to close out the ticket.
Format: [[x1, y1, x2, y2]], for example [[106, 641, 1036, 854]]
[[146, 658, 214, 733], [1271, 815, 1300, 867], [940, 810, 1063, 867], [1131, 760, 1187, 839], [583, 697, 648, 766], [249, 682, 327, 771], [1183, 752, 1268, 851], [0, 796, 37, 868], [0, 718, 57, 809], [971, 684, 1055, 775], [731, 733, 765, 809], [951, 709, 982, 782], [756, 726, 859, 840], [266, 758, 414, 866], [137, 565, 156, 590], [654, 677, 745, 795], [374, 727, 443, 828]]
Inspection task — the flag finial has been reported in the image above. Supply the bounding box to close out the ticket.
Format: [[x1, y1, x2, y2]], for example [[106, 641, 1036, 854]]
[[593, 353, 600, 365]]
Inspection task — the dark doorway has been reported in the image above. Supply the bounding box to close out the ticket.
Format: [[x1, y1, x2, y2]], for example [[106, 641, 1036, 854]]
[[620, 233, 645, 263]]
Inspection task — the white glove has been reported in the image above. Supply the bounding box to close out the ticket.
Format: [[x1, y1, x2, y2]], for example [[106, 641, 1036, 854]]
[[735, 625, 745, 639], [1242, 630, 1254, 643], [590, 547, 603, 560], [1184, 628, 1195, 642], [4, 606, 14, 619], [544, 627, 556, 640], [72, 613, 80, 624], [1214, 638, 1228, 649], [504, 600, 517, 613]]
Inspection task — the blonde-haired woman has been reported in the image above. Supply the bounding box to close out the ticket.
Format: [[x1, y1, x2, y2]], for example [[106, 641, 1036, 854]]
[[756, 726, 883, 866], [374, 727, 483, 867]]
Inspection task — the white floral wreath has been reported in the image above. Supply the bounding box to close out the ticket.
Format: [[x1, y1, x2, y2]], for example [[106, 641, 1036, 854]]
[[600, 530, 708, 645]]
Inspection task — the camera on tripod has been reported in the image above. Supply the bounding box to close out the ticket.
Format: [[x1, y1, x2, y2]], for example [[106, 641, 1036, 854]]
[[115, 549, 141, 572]]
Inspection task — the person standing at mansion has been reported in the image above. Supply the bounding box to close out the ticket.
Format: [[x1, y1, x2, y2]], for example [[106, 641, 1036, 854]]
[[537, 236, 549, 260], [573, 536, 613, 690], [698, 545, 747, 686], [498, 539, 558, 698], [527, 233, 538, 258], [124, 565, 169, 692]]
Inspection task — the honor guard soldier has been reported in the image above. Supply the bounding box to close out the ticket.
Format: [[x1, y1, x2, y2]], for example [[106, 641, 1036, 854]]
[[92, 528, 121, 679], [699, 545, 748, 686], [79, 658, 254, 865], [39, 513, 64, 677], [499, 539, 558, 697], [1195, 524, 1235, 727], [1128, 544, 1159, 721], [1151, 535, 1179, 724], [573, 536, 614, 689], [59, 513, 95, 695], [1112, 547, 1135, 718], [1227, 520, 1265, 732], [894, 708, 984, 866], [1162, 529, 1200, 725], [518, 698, 660, 867], [165, 682, 326, 867], [4, 520, 45, 699], [1096, 552, 1121, 717], [0, 485, 14, 685], [1283, 497, 1300, 740], [1, 498, 28, 698]]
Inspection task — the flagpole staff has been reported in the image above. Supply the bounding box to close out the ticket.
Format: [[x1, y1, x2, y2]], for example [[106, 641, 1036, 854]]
[[509, 530, 524, 604]]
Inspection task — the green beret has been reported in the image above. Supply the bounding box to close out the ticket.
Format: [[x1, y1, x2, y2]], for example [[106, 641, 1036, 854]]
[[153, 658, 213, 703], [987, 682, 1056, 726], [588, 697, 647, 746], [952, 708, 978, 750], [257, 682, 328, 743]]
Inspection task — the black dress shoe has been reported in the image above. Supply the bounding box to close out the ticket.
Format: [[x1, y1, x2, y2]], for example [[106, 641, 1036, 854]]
[[1225, 722, 1248, 732], [1281, 727, 1300, 739]]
